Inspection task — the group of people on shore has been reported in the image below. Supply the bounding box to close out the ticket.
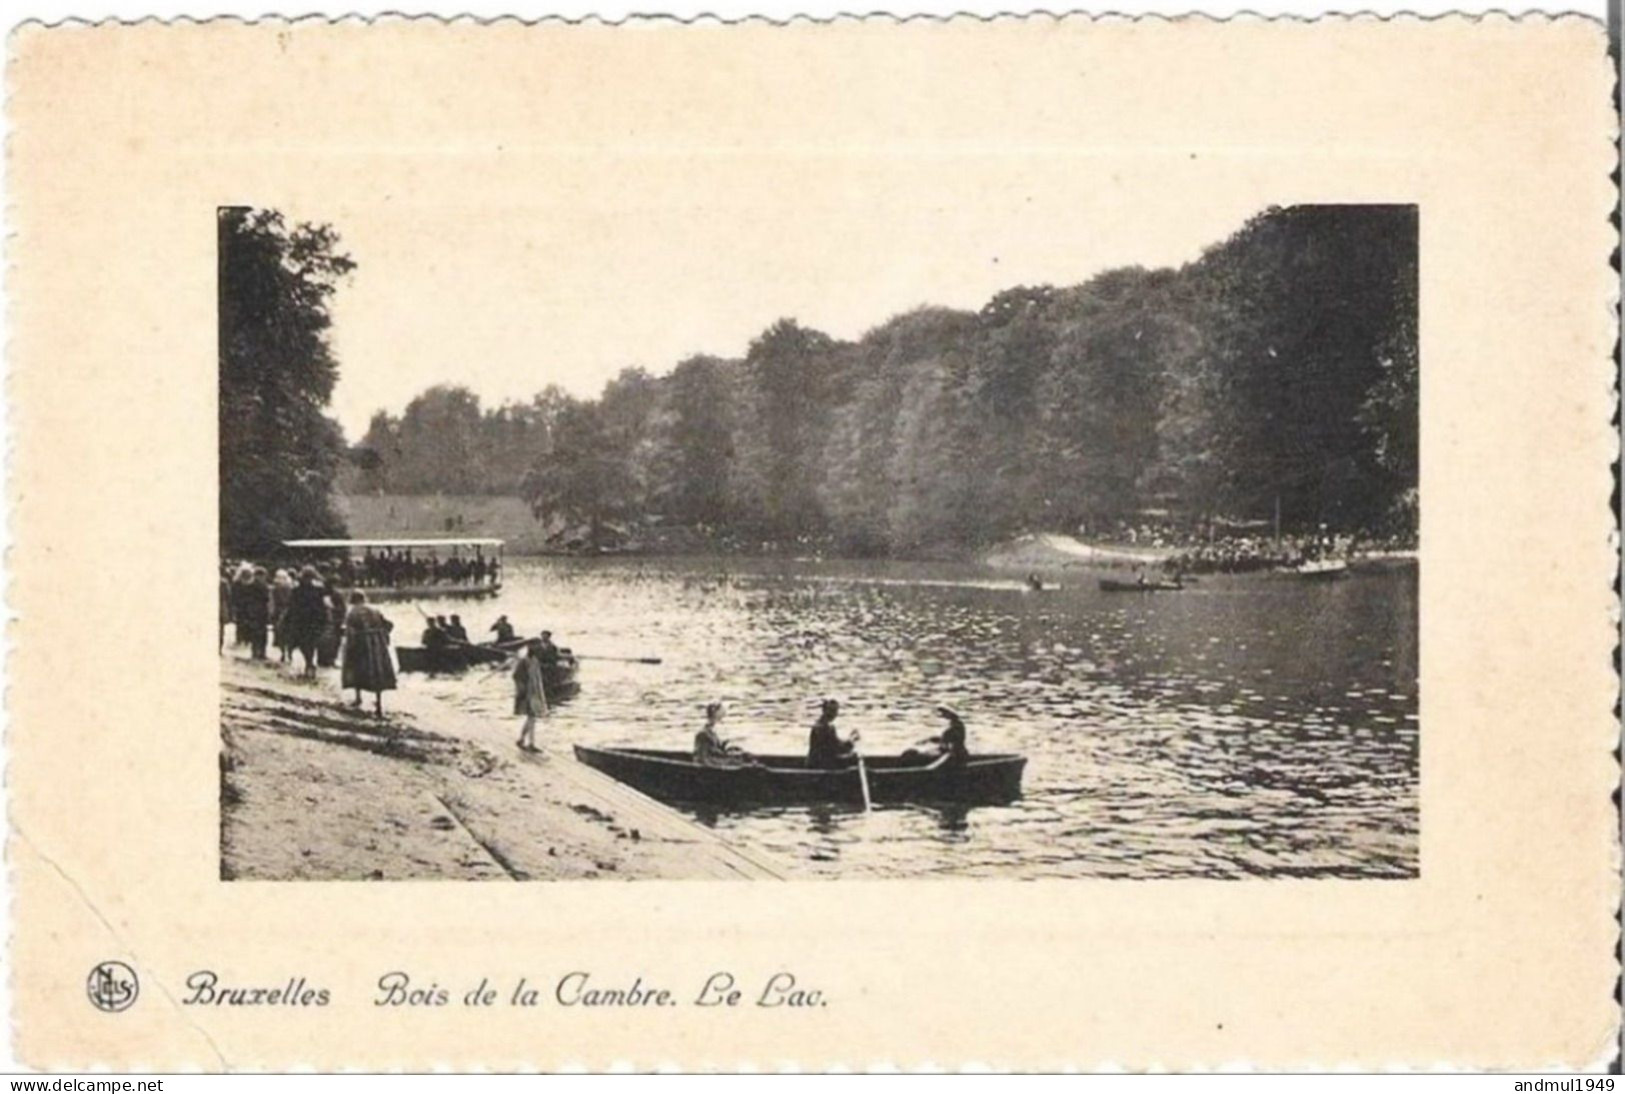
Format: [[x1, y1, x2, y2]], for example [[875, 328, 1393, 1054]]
[[220, 562, 398, 714], [690, 699, 970, 771], [1160, 533, 1359, 575]]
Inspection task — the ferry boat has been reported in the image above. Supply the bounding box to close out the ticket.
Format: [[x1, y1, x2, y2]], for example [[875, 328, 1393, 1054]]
[[281, 537, 505, 601]]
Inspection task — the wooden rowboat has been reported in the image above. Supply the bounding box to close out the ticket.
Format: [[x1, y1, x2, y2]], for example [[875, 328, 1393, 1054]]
[[1098, 578, 1185, 592], [573, 745, 1026, 806], [396, 646, 581, 691]]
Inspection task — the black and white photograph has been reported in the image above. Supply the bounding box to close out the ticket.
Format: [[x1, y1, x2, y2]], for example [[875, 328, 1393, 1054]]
[[218, 201, 1418, 882]]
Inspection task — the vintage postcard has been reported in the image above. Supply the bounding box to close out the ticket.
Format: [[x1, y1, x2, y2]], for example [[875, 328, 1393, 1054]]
[[6, 14, 1617, 1070]]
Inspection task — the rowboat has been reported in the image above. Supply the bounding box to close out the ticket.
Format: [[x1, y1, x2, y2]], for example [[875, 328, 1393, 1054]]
[[396, 646, 581, 692], [1287, 558, 1349, 580], [1099, 578, 1185, 592], [573, 745, 1026, 806]]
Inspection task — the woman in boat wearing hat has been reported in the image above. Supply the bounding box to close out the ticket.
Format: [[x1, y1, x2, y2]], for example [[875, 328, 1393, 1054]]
[[905, 706, 970, 769], [693, 702, 757, 768]]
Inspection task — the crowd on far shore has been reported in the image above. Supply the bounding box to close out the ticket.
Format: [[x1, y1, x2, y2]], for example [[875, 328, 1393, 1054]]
[[1161, 534, 1355, 575], [1081, 519, 1416, 576]]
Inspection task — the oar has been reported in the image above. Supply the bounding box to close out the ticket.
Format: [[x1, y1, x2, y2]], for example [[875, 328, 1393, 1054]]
[[854, 741, 872, 812], [574, 654, 663, 665]]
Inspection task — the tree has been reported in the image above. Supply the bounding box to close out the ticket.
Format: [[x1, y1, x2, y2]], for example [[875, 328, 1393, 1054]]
[[660, 356, 736, 526], [520, 400, 638, 549], [734, 319, 839, 538], [218, 207, 355, 557]]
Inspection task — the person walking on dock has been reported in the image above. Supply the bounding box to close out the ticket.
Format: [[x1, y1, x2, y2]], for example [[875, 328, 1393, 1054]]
[[341, 591, 397, 716], [513, 638, 550, 752]]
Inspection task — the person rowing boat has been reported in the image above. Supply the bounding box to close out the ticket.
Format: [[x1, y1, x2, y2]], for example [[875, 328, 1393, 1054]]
[[807, 699, 859, 769], [489, 615, 516, 643]]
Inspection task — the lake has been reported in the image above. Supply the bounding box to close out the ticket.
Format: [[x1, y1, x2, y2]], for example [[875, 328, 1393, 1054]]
[[394, 556, 1418, 880]]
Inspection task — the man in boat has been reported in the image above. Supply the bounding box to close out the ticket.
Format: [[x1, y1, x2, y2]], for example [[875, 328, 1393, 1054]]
[[693, 701, 758, 768], [489, 615, 516, 644], [422, 617, 450, 650], [341, 591, 397, 716], [513, 638, 549, 752], [447, 615, 470, 643], [807, 699, 859, 769]]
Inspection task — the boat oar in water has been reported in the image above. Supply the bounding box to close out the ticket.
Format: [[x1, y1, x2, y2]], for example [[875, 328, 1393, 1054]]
[[854, 742, 873, 812], [574, 654, 663, 666]]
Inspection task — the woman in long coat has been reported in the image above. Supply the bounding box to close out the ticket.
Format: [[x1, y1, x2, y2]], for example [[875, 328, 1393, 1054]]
[[512, 639, 549, 751], [270, 569, 295, 663], [218, 566, 234, 652], [341, 592, 397, 715], [280, 566, 330, 679], [316, 586, 347, 669], [234, 566, 271, 660]]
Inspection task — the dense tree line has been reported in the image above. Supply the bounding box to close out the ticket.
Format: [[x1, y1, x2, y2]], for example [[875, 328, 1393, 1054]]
[[351, 205, 1418, 555], [220, 208, 354, 557]]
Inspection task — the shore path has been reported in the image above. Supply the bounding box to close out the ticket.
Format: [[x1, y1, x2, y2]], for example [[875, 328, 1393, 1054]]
[[220, 652, 788, 881]]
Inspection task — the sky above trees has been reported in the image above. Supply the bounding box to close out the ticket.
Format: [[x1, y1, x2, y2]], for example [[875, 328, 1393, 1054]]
[[304, 186, 1274, 440]]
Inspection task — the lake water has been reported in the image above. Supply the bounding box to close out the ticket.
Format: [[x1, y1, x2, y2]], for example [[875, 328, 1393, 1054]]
[[391, 556, 1418, 880]]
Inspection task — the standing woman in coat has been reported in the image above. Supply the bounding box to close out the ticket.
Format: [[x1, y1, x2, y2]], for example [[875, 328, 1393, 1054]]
[[341, 592, 397, 716], [281, 566, 330, 679], [218, 565, 234, 652], [234, 565, 271, 660], [316, 584, 347, 669], [270, 569, 295, 663], [512, 638, 549, 752]]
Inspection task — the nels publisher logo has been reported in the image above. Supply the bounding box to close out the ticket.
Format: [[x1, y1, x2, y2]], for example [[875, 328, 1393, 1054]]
[[86, 961, 138, 1013]]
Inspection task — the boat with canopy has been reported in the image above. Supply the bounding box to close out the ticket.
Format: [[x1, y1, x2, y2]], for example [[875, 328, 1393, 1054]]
[[281, 537, 504, 601]]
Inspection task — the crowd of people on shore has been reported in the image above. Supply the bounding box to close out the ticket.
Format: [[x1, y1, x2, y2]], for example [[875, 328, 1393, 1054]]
[[220, 562, 398, 714], [1160, 533, 1360, 575]]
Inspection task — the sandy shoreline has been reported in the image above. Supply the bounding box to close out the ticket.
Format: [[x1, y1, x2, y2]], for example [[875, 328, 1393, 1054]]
[[219, 653, 786, 881]]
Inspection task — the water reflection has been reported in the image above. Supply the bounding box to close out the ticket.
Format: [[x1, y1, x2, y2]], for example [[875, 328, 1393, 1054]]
[[392, 557, 1418, 880]]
